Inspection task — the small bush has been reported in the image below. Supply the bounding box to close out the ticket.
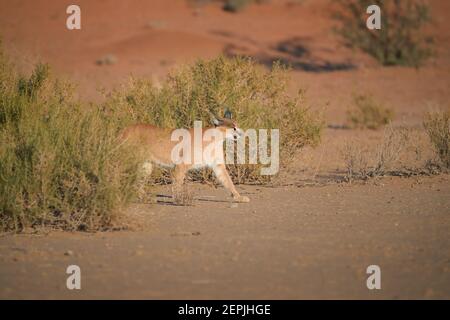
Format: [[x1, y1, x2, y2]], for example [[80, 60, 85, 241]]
[[342, 141, 370, 181], [423, 110, 450, 168], [342, 124, 413, 181], [372, 125, 411, 174], [0, 50, 143, 232], [340, 122, 445, 181], [334, 0, 434, 67], [347, 94, 394, 130], [104, 56, 323, 184]]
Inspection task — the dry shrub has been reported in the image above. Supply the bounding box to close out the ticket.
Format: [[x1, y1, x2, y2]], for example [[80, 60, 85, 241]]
[[342, 124, 417, 181], [347, 94, 394, 130], [372, 125, 411, 174], [342, 141, 370, 181], [334, 0, 434, 67], [0, 50, 144, 232], [423, 109, 450, 169], [172, 184, 194, 206], [103, 56, 323, 185]]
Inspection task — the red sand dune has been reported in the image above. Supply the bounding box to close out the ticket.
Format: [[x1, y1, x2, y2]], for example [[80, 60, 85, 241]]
[[1, 0, 449, 125]]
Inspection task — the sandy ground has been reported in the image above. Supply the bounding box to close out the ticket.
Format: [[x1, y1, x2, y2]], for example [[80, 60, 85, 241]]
[[1, 175, 449, 299], [0, 0, 450, 299]]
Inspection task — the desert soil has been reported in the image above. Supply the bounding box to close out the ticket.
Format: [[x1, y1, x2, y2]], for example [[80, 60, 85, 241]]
[[1, 176, 449, 299], [0, 0, 449, 299]]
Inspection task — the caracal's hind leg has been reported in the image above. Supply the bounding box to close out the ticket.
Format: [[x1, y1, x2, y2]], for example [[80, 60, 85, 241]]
[[212, 164, 249, 203], [171, 164, 192, 204], [142, 161, 153, 176], [137, 161, 154, 202], [172, 164, 187, 187]]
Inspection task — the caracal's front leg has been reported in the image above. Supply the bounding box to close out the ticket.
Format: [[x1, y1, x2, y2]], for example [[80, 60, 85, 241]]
[[212, 164, 249, 203], [172, 164, 188, 199], [172, 164, 187, 187]]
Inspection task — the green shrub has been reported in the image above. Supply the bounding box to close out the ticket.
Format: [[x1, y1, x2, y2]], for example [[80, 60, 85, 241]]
[[423, 110, 450, 168], [104, 56, 323, 184], [347, 94, 394, 130], [334, 0, 434, 67], [0, 51, 143, 232]]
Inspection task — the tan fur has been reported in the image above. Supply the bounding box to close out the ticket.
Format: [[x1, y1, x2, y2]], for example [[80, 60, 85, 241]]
[[121, 120, 249, 203]]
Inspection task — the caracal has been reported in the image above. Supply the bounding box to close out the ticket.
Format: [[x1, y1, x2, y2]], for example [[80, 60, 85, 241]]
[[121, 111, 249, 203]]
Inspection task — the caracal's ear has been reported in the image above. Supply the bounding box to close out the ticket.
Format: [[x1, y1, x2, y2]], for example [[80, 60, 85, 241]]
[[224, 109, 233, 120]]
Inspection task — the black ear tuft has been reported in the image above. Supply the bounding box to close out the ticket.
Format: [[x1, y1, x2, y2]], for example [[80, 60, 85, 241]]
[[224, 109, 232, 119]]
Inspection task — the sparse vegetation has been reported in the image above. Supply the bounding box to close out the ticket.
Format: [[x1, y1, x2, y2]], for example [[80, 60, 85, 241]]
[[347, 94, 394, 130], [342, 140, 370, 181], [342, 124, 424, 181], [372, 125, 411, 175], [424, 109, 450, 168], [334, 0, 434, 67]]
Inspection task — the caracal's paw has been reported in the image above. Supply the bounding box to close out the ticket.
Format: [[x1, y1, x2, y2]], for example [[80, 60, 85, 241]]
[[234, 195, 250, 203]]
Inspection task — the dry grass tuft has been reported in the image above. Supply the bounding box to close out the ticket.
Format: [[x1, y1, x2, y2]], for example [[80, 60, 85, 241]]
[[423, 109, 450, 169], [341, 124, 435, 182], [346, 94, 394, 130], [342, 140, 370, 181], [172, 184, 194, 206]]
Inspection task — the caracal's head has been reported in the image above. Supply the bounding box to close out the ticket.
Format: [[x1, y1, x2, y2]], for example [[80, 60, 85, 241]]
[[211, 110, 243, 141]]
